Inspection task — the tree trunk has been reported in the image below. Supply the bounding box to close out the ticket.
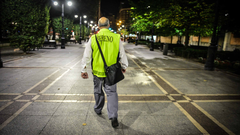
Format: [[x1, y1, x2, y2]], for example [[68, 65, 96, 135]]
[[53, 27, 56, 40], [139, 32, 141, 40], [185, 28, 189, 47], [198, 35, 200, 46]]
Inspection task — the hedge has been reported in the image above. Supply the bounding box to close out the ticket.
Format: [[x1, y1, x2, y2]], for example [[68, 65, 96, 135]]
[[174, 47, 240, 62]]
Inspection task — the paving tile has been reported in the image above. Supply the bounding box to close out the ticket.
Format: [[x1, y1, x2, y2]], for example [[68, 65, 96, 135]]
[[68, 86, 94, 94], [37, 95, 66, 100], [0, 102, 27, 115], [146, 102, 185, 116], [118, 102, 151, 116], [0, 114, 12, 125], [0, 115, 51, 135], [40, 115, 85, 135], [82, 115, 123, 135], [0, 95, 18, 100], [42, 86, 72, 94], [152, 115, 202, 135], [117, 86, 141, 94], [54, 102, 91, 116], [19, 102, 61, 116], [65, 95, 93, 101], [121, 115, 160, 135]]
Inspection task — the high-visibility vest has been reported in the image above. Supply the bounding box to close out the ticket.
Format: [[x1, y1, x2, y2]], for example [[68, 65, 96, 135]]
[[91, 29, 120, 77]]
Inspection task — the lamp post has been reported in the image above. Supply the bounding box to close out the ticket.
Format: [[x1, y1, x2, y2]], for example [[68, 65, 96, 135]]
[[79, 16, 82, 44], [135, 32, 138, 46], [83, 15, 87, 42], [0, 47, 3, 68], [150, 23, 154, 51], [54, 1, 72, 49], [75, 15, 82, 44], [122, 25, 125, 42], [146, 5, 154, 51]]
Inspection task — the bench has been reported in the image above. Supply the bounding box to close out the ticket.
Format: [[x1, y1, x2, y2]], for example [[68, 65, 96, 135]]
[[42, 36, 57, 49], [67, 39, 76, 44], [43, 40, 57, 48], [189, 45, 209, 50], [128, 38, 135, 43], [159, 44, 184, 52]]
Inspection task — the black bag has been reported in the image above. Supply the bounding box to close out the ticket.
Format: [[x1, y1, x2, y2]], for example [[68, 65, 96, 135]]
[[95, 35, 124, 86]]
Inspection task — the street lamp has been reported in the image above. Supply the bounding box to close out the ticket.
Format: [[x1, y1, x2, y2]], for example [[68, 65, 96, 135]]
[[67, 1, 72, 6], [53, 0, 72, 49], [54, 1, 58, 5]]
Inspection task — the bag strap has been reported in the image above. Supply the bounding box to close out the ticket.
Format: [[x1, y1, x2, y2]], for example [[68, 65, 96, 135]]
[[95, 35, 108, 68]]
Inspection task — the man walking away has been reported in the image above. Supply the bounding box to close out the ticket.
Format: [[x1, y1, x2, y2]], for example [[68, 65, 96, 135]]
[[80, 17, 128, 128]]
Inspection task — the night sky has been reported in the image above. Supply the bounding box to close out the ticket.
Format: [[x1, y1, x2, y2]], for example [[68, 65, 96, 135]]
[[101, 0, 130, 16], [50, 0, 130, 22]]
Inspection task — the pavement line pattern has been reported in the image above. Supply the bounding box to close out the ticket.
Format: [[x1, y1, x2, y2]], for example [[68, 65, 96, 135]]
[[173, 102, 209, 134], [126, 51, 235, 135], [192, 102, 235, 135], [23, 69, 60, 94], [0, 102, 32, 130], [152, 70, 183, 94], [0, 56, 82, 130], [0, 102, 13, 112]]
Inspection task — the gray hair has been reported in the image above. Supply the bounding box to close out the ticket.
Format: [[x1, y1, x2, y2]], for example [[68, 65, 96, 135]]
[[98, 18, 109, 27]]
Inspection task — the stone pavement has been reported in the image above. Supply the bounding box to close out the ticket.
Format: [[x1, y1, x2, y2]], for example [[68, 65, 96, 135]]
[[0, 42, 240, 135]]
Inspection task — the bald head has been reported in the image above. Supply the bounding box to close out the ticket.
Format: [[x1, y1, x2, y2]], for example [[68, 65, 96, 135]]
[[98, 17, 110, 29]]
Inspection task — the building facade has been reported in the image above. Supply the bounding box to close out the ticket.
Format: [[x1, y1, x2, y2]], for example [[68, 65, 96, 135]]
[[117, 8, 131, 30]]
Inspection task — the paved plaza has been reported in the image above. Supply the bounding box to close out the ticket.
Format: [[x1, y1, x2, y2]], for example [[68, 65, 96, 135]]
[[0, 42, 240, 135]]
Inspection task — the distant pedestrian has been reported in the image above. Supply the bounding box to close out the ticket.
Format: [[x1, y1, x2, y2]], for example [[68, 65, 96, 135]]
[[80, 17, 128, 128]]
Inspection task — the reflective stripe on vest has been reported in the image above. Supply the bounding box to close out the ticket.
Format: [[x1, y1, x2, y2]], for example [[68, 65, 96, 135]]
[[91, 29, 120, 77]]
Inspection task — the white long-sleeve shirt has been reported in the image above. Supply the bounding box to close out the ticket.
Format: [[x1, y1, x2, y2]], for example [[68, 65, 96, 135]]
[[81, 37, 128, 73]]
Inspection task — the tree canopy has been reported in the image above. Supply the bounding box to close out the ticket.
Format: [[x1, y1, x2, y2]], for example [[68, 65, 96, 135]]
[[129, 0, 240, 45], [1, 0, 50, 52]]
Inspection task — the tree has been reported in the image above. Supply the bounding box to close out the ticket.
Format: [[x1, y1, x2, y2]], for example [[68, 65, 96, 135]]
[[73, 24, 89, 41], [1, 0, 50, 52], [52, 17, 74, 41]]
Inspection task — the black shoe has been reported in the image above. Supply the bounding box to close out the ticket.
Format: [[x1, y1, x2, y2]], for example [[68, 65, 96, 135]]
[[111, 118, 119, 128], [94, 110, 102, 115]]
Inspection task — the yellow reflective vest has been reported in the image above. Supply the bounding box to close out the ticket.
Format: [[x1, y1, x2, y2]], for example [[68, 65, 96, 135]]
[[91, 29, 120, 77]]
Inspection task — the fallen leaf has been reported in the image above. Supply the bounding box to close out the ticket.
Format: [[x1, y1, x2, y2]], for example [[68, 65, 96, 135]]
[[39, 90, 41, 92], [82, 123, 87, 126], [204, 80, 207, 82], [58, 88, 60, 90]]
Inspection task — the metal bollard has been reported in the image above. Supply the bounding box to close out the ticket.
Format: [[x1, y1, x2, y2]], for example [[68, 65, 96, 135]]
[[150, 40, 154, 51], [135, 40, 138, 46], [163, 44, 168, 55], [0, 47, 3, 68]]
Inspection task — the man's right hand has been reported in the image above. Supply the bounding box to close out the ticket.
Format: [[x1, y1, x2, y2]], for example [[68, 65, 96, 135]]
[[121, 69, 126, 73], [81, 72, 89, 79]]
